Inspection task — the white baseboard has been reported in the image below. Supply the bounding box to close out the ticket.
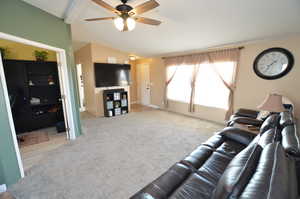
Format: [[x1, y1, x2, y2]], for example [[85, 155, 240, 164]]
[[79, 107, 86, 112], [147, 104, 160, 109], [0, 184, 7, 193]]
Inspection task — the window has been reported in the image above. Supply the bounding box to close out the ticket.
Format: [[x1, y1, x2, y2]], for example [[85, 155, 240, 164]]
[[167, 65, 193, 103], [167, 62, 235, 109]]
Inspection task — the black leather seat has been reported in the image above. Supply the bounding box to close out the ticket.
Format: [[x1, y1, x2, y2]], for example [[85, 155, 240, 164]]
[[130, 111, 299, 199]]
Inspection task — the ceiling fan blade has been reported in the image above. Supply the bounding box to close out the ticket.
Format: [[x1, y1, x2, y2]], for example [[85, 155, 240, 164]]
[[135, 17, 161, 26], [85, 17, 115, 21], [91, 0, 120, 14], [129, 0, 159, 16]]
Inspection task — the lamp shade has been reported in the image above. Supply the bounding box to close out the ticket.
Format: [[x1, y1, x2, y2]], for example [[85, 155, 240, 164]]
[[257, 93, 285, 112]]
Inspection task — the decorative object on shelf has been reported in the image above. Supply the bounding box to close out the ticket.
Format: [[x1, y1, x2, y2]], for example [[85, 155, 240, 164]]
[[253, 47, 294, 80], [34, 50, 49, 61], [85, 0, 161, 32], [0, 46, 9, 59], [29, 80, 34, 86], [115, 108, 121, 115], [108, 110, 113, 117], [107, 101, 114, 109], [48, 75, 55, 85], [257, 93, 285, 113], [30, 97, 41, 105], [114, 92, 121, 100]]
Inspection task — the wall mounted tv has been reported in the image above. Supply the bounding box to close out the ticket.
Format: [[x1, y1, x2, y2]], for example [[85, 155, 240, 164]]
[[94, 63, 131, 87]]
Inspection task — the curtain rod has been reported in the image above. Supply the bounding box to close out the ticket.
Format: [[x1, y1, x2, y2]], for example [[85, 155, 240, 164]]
[[162, 46, 244, 59]]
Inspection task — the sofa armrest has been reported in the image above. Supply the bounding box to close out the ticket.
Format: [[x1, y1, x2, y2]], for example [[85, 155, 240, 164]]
[[282, 125, 300, 157], [229, 117, 263, 127], [235, 108, 259, 119], [218, 127, 257, 146]]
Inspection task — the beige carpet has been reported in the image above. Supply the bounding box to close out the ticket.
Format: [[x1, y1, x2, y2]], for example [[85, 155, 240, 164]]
[[9, 109, 224, 199]]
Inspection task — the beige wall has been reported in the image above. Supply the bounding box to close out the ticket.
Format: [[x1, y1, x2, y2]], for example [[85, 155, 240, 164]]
[[75, 43, 137, 116], [0, 39, 56, 61], [74, 44, 94, 114], [234, 35, 300, 118], [137, 34, 300, 124]]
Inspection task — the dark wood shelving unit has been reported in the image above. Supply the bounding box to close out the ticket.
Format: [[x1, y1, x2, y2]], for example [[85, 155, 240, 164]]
[[103, 89, 129, 117], [3, 59, 65, 134]]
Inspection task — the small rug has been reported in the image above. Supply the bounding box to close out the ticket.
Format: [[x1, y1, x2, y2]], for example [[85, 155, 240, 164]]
[[19, 132, 49, 147]]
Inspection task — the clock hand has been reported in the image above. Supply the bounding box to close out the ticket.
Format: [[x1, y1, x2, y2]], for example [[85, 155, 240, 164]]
[[266, 60, 277, 68]]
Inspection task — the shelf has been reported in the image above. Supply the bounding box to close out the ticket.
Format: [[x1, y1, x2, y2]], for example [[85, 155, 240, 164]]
[[30, 102, 61, 107], [29, 85, 58, 88]]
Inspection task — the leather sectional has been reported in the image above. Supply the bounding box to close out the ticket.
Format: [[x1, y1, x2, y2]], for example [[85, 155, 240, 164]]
[[130, 111, 299, 199]]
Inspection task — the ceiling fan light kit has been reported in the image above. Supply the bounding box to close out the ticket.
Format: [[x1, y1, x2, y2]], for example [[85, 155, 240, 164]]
[[86, 0, 161, 32]]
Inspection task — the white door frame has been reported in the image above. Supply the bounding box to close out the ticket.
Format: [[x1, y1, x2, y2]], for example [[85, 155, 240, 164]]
[[0, 32, 77, 178]]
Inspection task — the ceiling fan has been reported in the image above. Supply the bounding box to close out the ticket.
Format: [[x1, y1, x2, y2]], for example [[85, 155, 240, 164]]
[[85, 0, 162, 31]]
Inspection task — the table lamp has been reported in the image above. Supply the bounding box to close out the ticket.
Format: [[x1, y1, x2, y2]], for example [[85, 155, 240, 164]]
[[257, 93, 285, 113]]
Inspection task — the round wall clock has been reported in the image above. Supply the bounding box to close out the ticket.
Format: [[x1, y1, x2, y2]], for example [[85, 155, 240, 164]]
[[253, 47, 294, 80]]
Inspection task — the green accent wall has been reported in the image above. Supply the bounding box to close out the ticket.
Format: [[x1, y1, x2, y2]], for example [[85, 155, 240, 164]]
[[0, 0, 82, 185]]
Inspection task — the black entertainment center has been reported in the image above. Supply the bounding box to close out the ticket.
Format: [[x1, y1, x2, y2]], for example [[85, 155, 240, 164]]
[[3, 59, 65, 134], [94, 62, 131, 117]]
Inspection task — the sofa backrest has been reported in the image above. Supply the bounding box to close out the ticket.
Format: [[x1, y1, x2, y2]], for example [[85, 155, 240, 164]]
[[239, 143, 297, 199], [280, 111, 294, 127], [260, 114, 280, 134], [211, 143, 262, 199], [281, 124, 300, 156], [212, 142, 298, 199]]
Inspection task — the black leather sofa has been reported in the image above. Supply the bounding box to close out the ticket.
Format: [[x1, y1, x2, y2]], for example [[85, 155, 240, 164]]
[[130, 111, 299, 199]]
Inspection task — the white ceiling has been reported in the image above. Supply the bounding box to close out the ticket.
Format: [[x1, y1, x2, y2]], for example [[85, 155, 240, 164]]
[[23, 0, 300, 57]]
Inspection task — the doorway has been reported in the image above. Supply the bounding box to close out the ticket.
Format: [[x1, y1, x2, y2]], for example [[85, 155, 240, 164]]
[[137, 63, 151, 106], [0, 32, 77, 178]]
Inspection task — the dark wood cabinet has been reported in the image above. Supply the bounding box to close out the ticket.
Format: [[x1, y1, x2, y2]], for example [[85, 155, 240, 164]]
[[3, 59, 64, 134]]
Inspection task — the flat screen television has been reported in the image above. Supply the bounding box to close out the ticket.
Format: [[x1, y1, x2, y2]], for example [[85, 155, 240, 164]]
[[94, 63, 131, 87]]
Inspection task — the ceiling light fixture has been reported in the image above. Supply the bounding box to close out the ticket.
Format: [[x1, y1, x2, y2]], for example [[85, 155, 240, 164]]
[[86, 0, 161, 32], [114, 16, 136, 32]]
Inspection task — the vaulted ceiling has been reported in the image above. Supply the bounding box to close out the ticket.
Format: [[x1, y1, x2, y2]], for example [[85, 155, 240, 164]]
[[23, 0, 300, 57]]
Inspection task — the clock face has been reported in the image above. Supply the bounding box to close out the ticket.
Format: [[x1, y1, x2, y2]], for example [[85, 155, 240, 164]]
[[253, 48, 294, 80]]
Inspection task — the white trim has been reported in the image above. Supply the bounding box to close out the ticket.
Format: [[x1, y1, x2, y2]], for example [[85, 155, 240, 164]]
[[79, 107, 86, 112], [0, 32, 77, 178], [0, 53, 25, 178], [0, 184, 7, 193], [147, 104, 160, 109]]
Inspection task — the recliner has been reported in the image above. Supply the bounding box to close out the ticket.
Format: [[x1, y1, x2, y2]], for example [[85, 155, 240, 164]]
[[130, 110, 299, 199]]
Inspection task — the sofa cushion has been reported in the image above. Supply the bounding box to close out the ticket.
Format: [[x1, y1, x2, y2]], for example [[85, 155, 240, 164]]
[[281, 125, 300, 156], [130, 163, 192, 199], [202, 134, 224, 149], [239, 143, 291, 199], [216, 140, 245, 157], [219, 127, 256, 146], [212, 143, 262, 199], [183, 145, 213, 169], [280, 111, 294, 127], [169, 173, 215, 199], [197, 151, 233, 185], [260, 114, 279, 134]]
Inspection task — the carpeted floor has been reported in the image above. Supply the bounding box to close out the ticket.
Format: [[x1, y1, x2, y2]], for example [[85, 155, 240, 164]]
[[9, 109, 224, 199]]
